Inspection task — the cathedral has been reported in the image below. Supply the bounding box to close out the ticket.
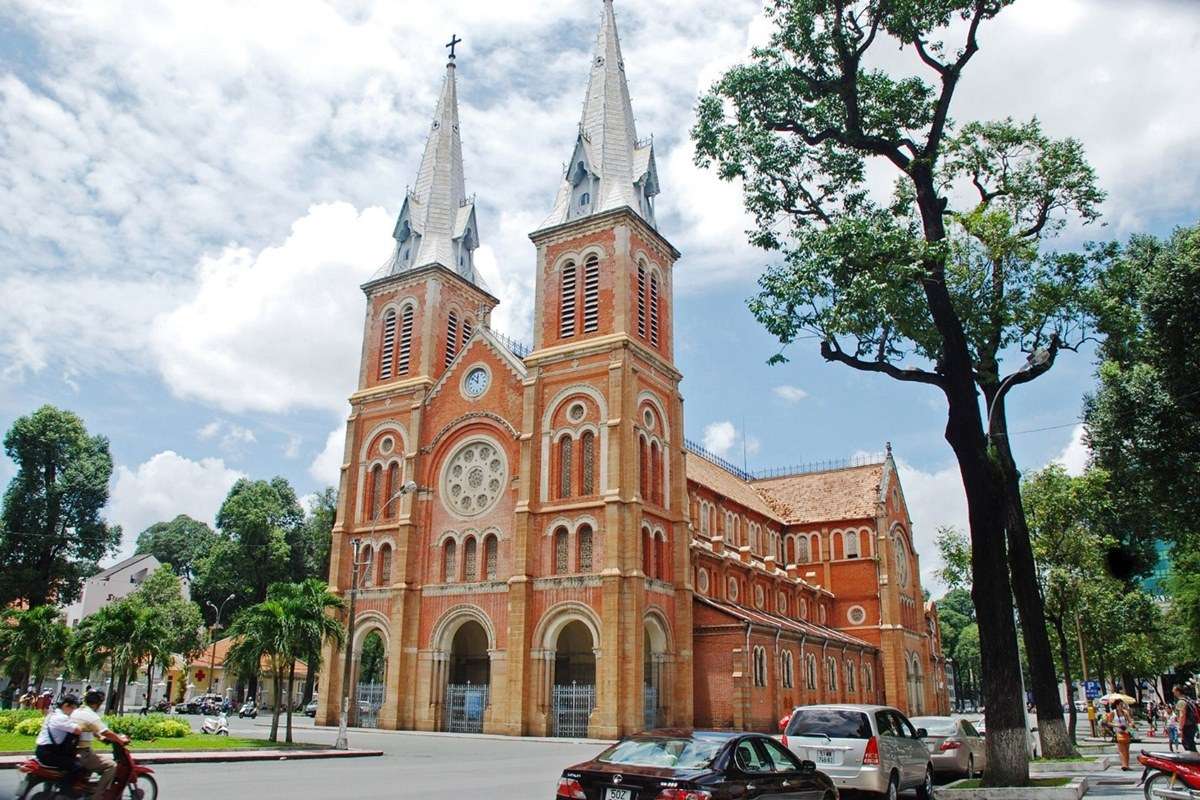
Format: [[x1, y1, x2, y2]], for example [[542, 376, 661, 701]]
[[316, 0, 949, 738]]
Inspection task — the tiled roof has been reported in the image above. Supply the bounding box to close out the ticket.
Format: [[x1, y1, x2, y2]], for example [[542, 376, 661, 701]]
[[695, 595, 873, 650], [685, 453, 780, 520], [751, 464, 885, 526]]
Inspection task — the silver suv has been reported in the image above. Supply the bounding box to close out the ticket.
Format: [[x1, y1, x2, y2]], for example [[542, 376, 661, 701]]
[[782, 704, 934, 800]]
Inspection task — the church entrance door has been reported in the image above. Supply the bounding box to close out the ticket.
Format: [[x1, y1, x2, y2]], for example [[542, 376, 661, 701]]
[[444, 620, 490, 733], [552, 620, 596, 737]]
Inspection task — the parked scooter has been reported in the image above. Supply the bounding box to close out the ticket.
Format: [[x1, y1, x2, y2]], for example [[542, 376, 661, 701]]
[[15, 739, 157, 799], [238, 700, 257, 719], [200, 711, 229, 736], [1138, 749, 1200, 800]]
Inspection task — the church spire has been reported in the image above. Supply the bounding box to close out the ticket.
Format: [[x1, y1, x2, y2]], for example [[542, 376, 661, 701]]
[[541, 0, 660, 230], [386, 38, 481, 284]]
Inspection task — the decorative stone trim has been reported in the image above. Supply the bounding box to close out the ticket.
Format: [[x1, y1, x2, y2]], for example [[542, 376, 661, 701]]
[[422, 412, 520, 453], [422, 581, 509, 596], [532, 576, 603, 590]]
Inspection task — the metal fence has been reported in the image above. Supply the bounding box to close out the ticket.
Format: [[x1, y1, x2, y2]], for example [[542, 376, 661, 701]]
[[357, 682, 385, 729], [643, 685, 664, 731], [552, 683, 596, 738], [444, 683, 490, 733]]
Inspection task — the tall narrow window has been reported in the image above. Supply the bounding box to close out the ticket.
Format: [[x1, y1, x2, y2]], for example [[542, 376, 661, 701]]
[[483, 535, 498, 580], [554, 528, 569, 574], [642, 528, 652, 577], [639, 438, 649, 499], [463, 537, 478, 582], [654, 532, 667, 580], [578, 525, 593, 572], [583, 255, 600, 332], [359, 545, 374, 588], [370, 464, 383, 520], [443, 540, 457, 582], [649, 273, 660, 347], [844, 531, 860, 559], [636, 264, 647, 338], [445, 311, 459, 367], [580, 431, 596, 495], [461, 317, 473, 349], [379, 310, 397, 380], [558, 436, 573, 499], [650, 442, 662, 506], [385, 463, 400, 518], [397, 306, 414, 374], [560, 262, 577, 338], [378, 545, 392, 585]]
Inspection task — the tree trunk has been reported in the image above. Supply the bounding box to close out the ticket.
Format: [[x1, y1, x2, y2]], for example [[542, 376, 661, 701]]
[[146, 663, 154, 711], [301, 655, 317, 705], [269, 671, 282, 742], [248, 671, 259, 706], [1051, 613, 1077, 744], [285, 661, 296, 744]]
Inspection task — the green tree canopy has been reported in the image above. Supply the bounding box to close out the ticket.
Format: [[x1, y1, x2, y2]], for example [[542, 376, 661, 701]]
[[0, 605, 70, 690], [135, 515, 219, 580], [0, 405, 121, 607]]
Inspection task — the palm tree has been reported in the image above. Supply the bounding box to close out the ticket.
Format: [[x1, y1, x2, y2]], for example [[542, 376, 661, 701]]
[[0, 605, 70, 692], [269, 580, 345, 743], [226, 600, 289, 742]]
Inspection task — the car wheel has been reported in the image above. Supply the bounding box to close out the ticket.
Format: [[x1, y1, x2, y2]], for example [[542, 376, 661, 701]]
[[884, 772, 899, 800], [915, 765, 934, 800], [967, 755, 976, 779]]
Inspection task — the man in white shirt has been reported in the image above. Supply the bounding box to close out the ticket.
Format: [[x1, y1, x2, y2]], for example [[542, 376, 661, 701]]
[[70, 689, 129, 798], [35, 693, 83, 788]]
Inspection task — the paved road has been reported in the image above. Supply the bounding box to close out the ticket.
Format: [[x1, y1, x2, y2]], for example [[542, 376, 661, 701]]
[[0, 715, 1148, 799]]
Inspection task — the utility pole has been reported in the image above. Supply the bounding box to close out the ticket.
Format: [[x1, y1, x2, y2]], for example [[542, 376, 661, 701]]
[[1075, 609, 1095, 737], [205, 594, 236, 696]]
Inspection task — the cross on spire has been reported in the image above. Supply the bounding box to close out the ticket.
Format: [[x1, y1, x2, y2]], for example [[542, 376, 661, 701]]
[[446, 34, 462, 61]]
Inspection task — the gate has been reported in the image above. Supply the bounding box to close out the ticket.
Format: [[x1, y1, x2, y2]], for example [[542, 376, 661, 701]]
[[444, 683, 489, 733], [552, 682, 595, 738], [356, 682, 385, 729], [643, 685, 663, 731]]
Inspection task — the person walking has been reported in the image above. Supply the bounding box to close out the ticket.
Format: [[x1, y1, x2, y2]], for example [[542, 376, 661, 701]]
[[1107, 699, 1135, 770], [1174, 685, 1198, 753], [1168, 714, 1181, 752]]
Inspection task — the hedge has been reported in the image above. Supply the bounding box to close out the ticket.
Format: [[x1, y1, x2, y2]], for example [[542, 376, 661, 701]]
[[0, 710, 43, 732], [0, 711, 190, 740]]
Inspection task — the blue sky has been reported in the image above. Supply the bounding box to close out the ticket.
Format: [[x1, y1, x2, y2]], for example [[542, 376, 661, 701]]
[[1, 0, 1197, 591]]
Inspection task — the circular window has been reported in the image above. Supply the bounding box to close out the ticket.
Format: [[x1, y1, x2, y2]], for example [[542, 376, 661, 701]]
[[798, 598, 808, 620], [848, 605, 867, 625], [696, 568, 709, 595], [754, 585, 765, 609], [380, 436, 394, 455], [819, 605, 827, 625], [441, 439, 507, 518], [643, 409, 655, 429], [568, 402, 586, 423], [778, 592, 787, 614], [727, 577, 739, 602], [463, 366, 491, 399]]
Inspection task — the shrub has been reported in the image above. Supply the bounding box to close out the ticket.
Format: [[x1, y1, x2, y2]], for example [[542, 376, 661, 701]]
[[14, 717, 43, 736], [0, 710, 43, 732], [108, 714, 189, 740]]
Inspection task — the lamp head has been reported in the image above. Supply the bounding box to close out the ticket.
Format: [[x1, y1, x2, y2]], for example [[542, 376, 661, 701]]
[[402, 480, 418, 495]]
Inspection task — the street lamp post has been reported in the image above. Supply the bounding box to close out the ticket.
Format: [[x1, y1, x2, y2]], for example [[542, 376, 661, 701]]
[[334, 480, 417, 751], [205, 593, 236, 696]]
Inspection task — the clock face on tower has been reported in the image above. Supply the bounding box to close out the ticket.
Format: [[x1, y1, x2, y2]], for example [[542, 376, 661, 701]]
[[463, 366, 490, 398]]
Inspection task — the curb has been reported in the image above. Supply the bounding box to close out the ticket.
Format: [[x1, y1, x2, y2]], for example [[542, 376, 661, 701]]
[[0, 749, 383, 770]]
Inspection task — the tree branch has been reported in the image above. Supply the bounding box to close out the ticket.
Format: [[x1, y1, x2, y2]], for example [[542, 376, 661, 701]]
[[821, 340, 947, 387]]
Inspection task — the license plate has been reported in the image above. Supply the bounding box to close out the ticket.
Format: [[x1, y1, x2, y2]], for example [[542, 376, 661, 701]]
[[605, 789, 633, 800], [813, 749, 835, 764]]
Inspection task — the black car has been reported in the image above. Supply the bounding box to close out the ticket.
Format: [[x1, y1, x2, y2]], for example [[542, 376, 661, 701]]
[[555, 729, 836, 800]]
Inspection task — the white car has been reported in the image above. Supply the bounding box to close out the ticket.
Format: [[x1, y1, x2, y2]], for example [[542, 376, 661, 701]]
[[782, 704, 934, 800]]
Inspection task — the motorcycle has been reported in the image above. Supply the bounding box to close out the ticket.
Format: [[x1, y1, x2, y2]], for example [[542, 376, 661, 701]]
[[200, 712, 229, 736], [14, 740, 157, 800], [1138, 749, 1200, 800], [237, 701, 257, 719]]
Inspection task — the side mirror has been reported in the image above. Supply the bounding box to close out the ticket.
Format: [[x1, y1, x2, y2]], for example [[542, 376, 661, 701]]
[[916, 728, 928, 739], [799, 760, 817, 775]]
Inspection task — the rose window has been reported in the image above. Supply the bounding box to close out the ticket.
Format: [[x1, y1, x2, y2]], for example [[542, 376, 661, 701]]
[[442, 440, 507, 517]]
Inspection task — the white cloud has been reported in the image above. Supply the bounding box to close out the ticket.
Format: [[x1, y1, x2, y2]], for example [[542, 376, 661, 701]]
[[702, 420, 738, 457], [283, 434, 302, 460], [772, 385, 809, 404], [107, 451, 244, 559], [1053, 424, 1091, 477], [152, 202, 393, 413], [893, 457, 970, 595], [309, 427, 346, 486], [196, 422, 221, 441]]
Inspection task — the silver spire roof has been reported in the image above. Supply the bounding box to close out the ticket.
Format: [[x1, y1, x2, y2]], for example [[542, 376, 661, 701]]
[[382, 54, 481, 284], [541, 0, 660, 230]]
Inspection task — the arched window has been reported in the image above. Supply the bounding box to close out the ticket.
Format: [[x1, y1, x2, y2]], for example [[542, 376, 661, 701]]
[[649, 272, 660, 347], [699, 502, 710, 534], [844, 530, 860, 559], [810, 533, 821, 561], [639, 437, 649, 499], [636, 263, 647, 338], [796, 536, 809, 563], [864, 663, 874, 694], [442, 540, 457, 583], [378, 544, 392, 585], [560, 262, 577, 338], [445, 310, 459, 367], [386, 462, 400, 518], [461, 316, 473, 348], [805, 654, 817, 690], [826, 657, 838, 692], [578, 525, 593, 572], [650, 441, 662, 506], [358, 544, 374, 588], [579, 191, 590, 207], [642, 528, 653, 577], [781, 651, 794, 689], [397, 305, 414, 374], [846, 659, 857, 693], [379, 309, 397, 380], [727, 576, 739, 602], [558, 435, 573, 499], [463, 537, 478, 582], [580, 430, 596, 495], [483, 535, 498, 581], [554, 528, 569, 574], [583, 255, 599, 332], [370, 464, 383, 521], [752, 646, 766, 687], [654, 532, 667, 581]]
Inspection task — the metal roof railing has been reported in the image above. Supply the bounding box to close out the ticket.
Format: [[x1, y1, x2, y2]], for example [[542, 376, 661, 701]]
[[685, 439, 886, 483]]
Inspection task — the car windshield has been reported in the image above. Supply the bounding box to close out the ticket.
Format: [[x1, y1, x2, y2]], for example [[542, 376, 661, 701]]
[[597, 738, 725, 769], [786, 709, 873, 740], [911, 718, 957, 736]]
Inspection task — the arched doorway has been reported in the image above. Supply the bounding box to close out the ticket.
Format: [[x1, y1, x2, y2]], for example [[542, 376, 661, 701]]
[[354, 629, 386, 728], [552, 620, 596, 737], [444, 620, 490, 733], [643, 615, 670, 730]]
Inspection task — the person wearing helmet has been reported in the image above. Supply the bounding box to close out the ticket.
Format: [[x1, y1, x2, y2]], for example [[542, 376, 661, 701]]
[[70, 689, 129, 797], [35, 694, 83, 790]]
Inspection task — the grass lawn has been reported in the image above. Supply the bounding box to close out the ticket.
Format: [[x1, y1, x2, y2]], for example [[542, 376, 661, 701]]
[[950, 777, 1073, 789], [0, 732, 315, 755]]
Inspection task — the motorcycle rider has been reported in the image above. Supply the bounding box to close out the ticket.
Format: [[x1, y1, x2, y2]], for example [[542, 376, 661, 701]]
[[34, 694, 83, 790], [71, 689, 130, 798]]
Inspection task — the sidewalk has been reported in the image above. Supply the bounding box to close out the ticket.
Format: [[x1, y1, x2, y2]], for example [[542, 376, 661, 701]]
[[249, 718, 616, 746], [0, 748, 382, 770]]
